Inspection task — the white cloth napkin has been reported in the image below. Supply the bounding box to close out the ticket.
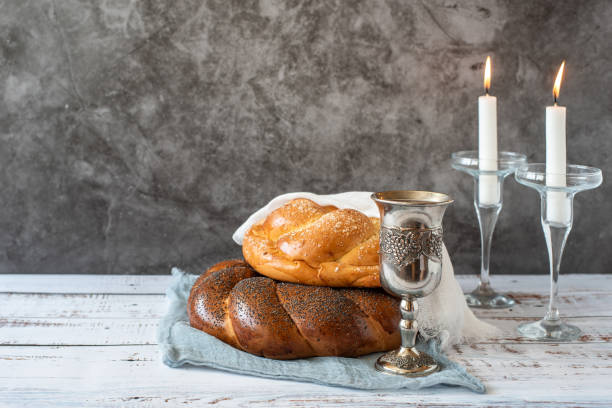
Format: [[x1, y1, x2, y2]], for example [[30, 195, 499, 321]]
[[232, 192, 499, 348]]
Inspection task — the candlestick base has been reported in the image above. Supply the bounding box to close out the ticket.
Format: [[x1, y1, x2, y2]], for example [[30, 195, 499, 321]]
[[515, 163, 602, 342], [451, 151, 527, 310], [518, 319, 580, 342], [465, 282, 515, 309]]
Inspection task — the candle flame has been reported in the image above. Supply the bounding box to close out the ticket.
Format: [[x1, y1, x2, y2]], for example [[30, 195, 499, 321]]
[[553, 61, 565, 103], [484, 56, 492, 94]]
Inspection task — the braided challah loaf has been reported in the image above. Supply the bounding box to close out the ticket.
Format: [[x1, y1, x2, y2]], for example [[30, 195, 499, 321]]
[[188, 260, 400, 359], [242, 198, 381, 287]]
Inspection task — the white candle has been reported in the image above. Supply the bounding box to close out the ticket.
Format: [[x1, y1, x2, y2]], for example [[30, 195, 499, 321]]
[[546, 61, 571, 224], [478, 56, 499, 205]]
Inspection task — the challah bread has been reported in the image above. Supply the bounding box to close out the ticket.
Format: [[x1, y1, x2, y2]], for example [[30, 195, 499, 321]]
[[242, 199, 381, 287], [188, 260, 400, 359]]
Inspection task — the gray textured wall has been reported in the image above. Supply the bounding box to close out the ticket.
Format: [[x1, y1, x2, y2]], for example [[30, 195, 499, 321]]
[[1, 0, 610, 275]]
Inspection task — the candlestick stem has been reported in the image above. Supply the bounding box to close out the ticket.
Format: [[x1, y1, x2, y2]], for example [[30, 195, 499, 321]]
[[543, 220, 571, 323], [475, 202, 501, 291]]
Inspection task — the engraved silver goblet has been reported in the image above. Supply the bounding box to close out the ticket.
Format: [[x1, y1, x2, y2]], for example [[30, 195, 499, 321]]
[[371, 191, 453, 377]]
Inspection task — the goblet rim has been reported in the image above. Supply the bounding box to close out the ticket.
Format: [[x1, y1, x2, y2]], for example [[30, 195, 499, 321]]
[[371, 190, 454, 207]]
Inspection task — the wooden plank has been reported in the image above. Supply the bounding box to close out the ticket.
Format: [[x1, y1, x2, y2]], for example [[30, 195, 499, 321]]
[[1, 344, 611, 407], [0, 274, 174, 294], [480, 316, 612, 344], [0, 293, 166, 319], [456, 274, 612, 295], [0, 317, 158, 345], [1, 291, 610, 324], [0, 315, 610, 346], [2, 273, 612, 295], [470, 291, 612, 318]]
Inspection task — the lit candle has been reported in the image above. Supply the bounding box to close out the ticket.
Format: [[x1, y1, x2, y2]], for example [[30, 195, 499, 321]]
[[546, 61, 571, 224], [478, 56, 499, 205]]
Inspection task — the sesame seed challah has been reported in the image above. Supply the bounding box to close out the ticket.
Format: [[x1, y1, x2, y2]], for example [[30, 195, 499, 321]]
[[242, 198, 381, 287]]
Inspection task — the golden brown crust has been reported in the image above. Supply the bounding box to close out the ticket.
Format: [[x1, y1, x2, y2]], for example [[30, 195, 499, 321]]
[[262, 199, 336, 242], [205, 259, 248, 276], [242, 199, 381, 287], [188, 260, 400, 359]]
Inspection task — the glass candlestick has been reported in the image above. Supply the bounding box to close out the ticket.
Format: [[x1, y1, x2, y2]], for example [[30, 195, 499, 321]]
[[515, 163, 602, 341], [451, 151, 527, 308]]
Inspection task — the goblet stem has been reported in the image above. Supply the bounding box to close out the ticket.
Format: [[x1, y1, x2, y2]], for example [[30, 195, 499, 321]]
[[374, 296, 439, 377], [399, 297, 418, 349], [541, 219, 571, 324]]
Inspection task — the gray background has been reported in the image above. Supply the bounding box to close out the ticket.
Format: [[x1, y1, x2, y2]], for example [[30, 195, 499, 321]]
[[1, 0, 610, 275]]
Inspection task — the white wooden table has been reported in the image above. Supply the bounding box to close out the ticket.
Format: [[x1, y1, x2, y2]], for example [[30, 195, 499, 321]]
[[1, 274, 611, 407]]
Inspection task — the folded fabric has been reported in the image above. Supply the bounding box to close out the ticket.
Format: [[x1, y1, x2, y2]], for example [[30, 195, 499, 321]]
[[158, 268, 486, 393], [231, 191, 499, 348]]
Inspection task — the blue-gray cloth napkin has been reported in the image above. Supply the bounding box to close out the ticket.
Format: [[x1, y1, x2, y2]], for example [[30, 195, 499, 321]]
[[158, 268, 485, 393]]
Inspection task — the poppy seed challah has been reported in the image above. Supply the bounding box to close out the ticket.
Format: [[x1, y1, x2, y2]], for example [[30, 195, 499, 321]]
[[188, 260, 400, 360]]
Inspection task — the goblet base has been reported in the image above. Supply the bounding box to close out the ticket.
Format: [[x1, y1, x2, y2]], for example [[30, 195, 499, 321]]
[[465, 283, 515, 309], [518, 319, 581, 342], [375, 347, 439, 377]]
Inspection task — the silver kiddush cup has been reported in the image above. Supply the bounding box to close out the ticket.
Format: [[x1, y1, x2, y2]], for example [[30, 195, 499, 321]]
[[371, 191, 453, 377]]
